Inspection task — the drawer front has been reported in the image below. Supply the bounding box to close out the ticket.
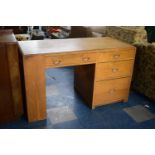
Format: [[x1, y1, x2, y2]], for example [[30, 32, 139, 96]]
[[94, 77, 131, 105], [98, 49, 135, 62], [45, 53, 97, 68], [96, 60, 134, 81]]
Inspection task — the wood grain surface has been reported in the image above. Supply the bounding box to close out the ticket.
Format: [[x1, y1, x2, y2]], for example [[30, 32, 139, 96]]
[[19, 37, 136, 122]]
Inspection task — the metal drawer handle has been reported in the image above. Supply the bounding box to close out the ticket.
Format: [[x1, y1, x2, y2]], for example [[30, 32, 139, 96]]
[[112, 68, 119, 72], [113, 54, 120, 59], [53, 60, 61, 65], [109, 89, 116, 94], [82, 57, 90, 62]]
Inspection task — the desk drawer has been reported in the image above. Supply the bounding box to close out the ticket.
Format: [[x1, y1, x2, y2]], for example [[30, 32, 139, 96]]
[[45, 53, 97, 67], [96, 60, 134, 81], [98, 49, 135, 62], [94, 77, 131, 105]]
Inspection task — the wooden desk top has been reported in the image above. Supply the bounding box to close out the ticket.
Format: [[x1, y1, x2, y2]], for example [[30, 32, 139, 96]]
[[18, 37, 134, 56], [0, 30, 17, 43]]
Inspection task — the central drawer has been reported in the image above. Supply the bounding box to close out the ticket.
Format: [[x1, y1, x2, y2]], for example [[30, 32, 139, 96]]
[[93, 77, 131, 105], [96, 60, 134, 81], [45, 52, 98, 68]]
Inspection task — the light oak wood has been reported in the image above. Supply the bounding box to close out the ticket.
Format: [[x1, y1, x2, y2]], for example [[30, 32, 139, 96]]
[[98, 49, 136, 62], [18, 37, 134, 55], [93, 77, 131, 106], [45, 52, 98, 68], [23, 55, 46, 121], [96, 60, 134, 81], [19, 37, 136, 122]]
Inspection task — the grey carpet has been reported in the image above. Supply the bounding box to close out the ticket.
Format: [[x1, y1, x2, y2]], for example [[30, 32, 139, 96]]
[[123, 105, 155, 123]]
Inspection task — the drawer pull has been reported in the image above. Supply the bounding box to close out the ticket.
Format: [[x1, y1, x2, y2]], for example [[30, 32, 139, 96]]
[[113, 54, 120, 59], [112, 68, 119, 72], [53, 60, 61, 65], [109, 89, 116, 94], [82, 57, 90, 62]]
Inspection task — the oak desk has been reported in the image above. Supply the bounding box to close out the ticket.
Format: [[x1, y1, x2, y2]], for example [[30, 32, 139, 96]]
[[18, 37, 136, 122]]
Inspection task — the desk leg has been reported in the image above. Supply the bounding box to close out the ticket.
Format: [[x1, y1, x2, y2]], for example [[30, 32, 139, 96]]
[[23, 56, 46, 122]]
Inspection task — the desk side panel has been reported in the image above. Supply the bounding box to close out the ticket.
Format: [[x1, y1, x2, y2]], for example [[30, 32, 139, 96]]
[[23, 55, 46, 122], [7, 43, 23, 117], [0, 43, 15, 122]]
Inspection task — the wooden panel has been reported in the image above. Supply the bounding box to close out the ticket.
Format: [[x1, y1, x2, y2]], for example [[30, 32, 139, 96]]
[[93, 77, 131, 106], [0, 44, 14, 122], [23, 55, 46, 122], [98, 49, 136, 62], [96, 60, 134, 81], [18, 48, 27, 118], [7, 44, 23, 116], [74, 64, 95, 108], [45, 52, 97, 68], [0, 30, 23, 122]]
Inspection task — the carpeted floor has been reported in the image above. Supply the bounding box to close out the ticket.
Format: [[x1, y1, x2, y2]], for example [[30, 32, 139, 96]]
[[1, 67, 155, 129]]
